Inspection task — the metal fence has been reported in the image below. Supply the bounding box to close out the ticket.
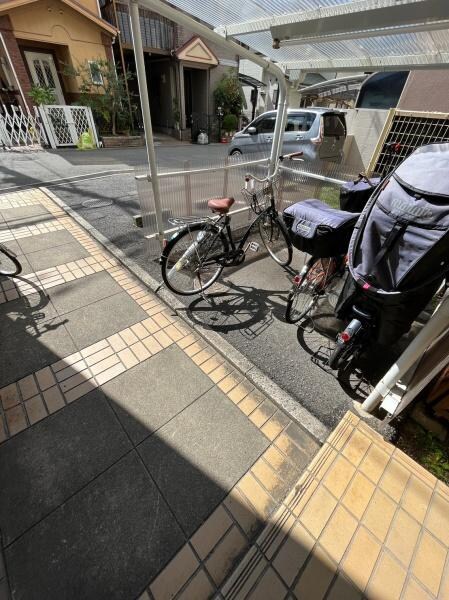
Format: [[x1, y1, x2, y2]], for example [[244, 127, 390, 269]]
[[368, 109, 449, 177], [0, 104, 48, 149], [136, 153, 360, 255], [38, 105, 99, 148]]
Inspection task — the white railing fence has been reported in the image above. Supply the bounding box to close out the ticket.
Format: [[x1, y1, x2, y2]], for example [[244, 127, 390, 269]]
[[0, 104, 48, 149], [135, 153, 360, 255], [38, 105, 99, 149], [0, 104, 99, 150]]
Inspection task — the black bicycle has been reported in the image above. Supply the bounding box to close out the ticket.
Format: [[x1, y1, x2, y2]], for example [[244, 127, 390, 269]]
[[0, 243, 22, 277], [160, 153, 302, 296]]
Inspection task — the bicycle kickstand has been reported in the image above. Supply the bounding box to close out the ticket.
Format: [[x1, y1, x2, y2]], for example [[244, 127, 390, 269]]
[[199, 288, 214, 305]]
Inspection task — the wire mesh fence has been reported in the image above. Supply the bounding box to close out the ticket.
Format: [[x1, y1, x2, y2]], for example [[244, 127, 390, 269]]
[[371, 110, 449, 177]]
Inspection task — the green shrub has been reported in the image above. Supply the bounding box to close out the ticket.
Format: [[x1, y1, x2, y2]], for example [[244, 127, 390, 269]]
[[213, 70, 244, 116], [28, 85, 56, 105], [223, 113, 238, 133]]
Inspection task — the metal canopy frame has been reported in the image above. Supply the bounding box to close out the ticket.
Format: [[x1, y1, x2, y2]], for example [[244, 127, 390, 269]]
[[128, 0, 449, 246]]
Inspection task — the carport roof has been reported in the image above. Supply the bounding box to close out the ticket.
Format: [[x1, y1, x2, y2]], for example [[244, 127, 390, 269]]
[[163, 0, 449, 76]]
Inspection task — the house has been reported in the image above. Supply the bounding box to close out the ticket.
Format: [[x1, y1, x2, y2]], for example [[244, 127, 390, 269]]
[[100, 0, 240, 141], [0, 0, 116, 110]]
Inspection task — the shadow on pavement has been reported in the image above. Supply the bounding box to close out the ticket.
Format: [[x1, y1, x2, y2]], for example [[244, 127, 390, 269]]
[[0, 271, 328, 600]]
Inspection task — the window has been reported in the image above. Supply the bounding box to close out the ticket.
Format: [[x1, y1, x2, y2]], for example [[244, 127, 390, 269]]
[[323, 114, 346, 137], [285, 113, 315, 132], [89, 61, 103, 86], [356, 71, 409, 109], [257, 116, 276, 133]]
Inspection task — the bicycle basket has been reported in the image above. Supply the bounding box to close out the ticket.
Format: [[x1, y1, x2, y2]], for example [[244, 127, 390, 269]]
[[241, 175, 279, 214]]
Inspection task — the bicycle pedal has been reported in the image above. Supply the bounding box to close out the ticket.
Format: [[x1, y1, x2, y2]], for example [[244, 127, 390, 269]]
[[245, 241, 260, 253]]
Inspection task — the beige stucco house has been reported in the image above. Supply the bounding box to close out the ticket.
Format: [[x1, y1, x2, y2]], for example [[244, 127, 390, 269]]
[[0, 0, 116, 109]]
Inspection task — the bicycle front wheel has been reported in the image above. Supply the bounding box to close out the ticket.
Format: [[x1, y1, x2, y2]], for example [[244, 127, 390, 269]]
[[0, 244, 22, 277], [285, 278, 318, 323], [161, 223, 228, 296], [258, 215, 292, 267]]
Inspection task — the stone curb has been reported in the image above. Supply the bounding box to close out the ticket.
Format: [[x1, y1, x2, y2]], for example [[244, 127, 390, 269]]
[[42, 186, 330, 444]]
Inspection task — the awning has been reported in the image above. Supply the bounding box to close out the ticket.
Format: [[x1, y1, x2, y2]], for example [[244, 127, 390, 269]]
[[238, 73, 266, 88], [156, 0, 449, 76], [299, 74, 368, 98]]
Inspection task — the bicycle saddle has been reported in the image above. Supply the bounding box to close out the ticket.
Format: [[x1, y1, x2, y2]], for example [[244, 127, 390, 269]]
[[208, 197, 235, 213]]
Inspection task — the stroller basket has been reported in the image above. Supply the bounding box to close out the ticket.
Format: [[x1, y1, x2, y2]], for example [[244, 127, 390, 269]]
[[283, 199, 359, 258]]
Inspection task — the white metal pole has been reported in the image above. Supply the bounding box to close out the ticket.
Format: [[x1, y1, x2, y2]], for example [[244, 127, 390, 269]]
[[362, 295, 449, 412], [135, 0, 289, 177], [269, 82, 288, 176], [129, 0, 164, 249]]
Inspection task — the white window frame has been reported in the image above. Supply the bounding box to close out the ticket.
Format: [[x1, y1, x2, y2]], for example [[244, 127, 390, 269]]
[[88, 61, 103, 86]]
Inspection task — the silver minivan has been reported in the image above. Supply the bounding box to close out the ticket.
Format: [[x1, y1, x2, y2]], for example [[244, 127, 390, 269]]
[[228, 108, 346, 161]]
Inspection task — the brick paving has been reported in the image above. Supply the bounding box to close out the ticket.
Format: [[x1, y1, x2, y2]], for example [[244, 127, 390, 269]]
[[0, 188, 448, 599]]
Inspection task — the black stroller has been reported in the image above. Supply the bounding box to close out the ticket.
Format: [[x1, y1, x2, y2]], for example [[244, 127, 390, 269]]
[[329, 142, 449, 369]]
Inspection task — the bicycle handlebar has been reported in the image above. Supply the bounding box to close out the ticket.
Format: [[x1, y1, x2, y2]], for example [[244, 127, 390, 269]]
[[245, 152, 304, 184]]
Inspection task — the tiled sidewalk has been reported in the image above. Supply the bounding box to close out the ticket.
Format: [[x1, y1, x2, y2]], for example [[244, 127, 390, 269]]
[[1, 188, 448, 600], [217, 412, 449, 600], [0, 188, 320, 599]]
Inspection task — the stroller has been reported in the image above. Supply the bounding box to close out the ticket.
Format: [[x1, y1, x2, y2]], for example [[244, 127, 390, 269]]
[[329, 142, 449, 369]]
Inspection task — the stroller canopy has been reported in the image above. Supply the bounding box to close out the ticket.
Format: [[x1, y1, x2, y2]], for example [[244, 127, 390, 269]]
[[349, 143, 449, 294]]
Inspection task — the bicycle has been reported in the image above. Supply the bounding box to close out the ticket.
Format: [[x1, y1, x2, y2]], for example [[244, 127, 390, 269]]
[[0, 243, 22, 277], [160, 153, 302, 296], [285, 254, 346, 324]]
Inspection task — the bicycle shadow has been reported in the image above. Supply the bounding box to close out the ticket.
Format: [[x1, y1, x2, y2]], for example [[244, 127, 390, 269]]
[[184, 279, 288, 341], [2, 276, 68, 339]]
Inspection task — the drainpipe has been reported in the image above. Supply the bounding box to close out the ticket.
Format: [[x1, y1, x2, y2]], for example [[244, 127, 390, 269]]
[[129, 0, 164, 249], [134, 0, 289, 178]]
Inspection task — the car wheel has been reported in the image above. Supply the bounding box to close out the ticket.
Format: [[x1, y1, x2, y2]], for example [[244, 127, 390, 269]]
[[230, 149, 242, 156]]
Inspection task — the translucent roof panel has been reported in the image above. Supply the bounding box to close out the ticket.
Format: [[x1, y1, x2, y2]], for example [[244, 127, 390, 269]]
[[165, 0, 449, 73]]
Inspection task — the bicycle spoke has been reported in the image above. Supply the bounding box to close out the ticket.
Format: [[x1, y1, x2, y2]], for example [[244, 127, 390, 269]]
[[258, 216, 291, 266], [162, 226, 227, 295]]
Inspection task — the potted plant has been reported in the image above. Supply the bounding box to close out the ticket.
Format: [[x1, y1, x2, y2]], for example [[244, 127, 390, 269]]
[[214, 70, 244, 143], [222, 113, 238, 142], [28, 85, 56, 106], [65, 60, 141, 147]]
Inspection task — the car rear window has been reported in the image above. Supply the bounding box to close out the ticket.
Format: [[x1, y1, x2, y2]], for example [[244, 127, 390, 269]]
[[323, 114, 346, 137], [285, 113, 315, 133]]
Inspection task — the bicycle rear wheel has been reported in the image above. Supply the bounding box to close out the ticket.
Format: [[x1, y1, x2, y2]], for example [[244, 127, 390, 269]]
[[258, 215, 292, 267], [0, 244, 22, 277], [161, 223, 228, 295]]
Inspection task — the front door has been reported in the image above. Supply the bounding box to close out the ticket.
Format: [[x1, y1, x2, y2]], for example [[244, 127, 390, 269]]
[[25, 51, 65, 104]]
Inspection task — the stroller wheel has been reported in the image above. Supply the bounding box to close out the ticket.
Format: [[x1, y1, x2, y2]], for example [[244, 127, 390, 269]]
[[328, 342, 357, 370]]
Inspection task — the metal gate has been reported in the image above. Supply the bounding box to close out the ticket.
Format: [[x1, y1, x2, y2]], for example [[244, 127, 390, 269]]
[[190, 112, 220, 143], [0, 104, 48, 149], [38, 105, 99, 148], [368, 109, 449, 176]]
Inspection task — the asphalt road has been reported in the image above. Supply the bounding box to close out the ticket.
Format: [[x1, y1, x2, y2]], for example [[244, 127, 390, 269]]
[[0, 145, 388, 432]]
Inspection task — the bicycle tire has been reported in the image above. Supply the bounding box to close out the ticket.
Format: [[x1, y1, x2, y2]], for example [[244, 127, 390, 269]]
[[285, 282, 318, 323], [328, 341, 356, 370], [0, 244, 22, 277], [258, 214, 292, 267], [161, 223, 228, 296]]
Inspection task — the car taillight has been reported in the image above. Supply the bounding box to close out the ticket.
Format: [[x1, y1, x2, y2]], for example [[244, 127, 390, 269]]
[[163, 239, 168, 248], [293, 275, 301, 285], [339, 331, 351, 343], [311, 121, 323, 145]]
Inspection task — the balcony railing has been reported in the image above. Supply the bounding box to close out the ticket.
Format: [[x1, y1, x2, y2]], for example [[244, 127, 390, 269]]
[[102, 1, 174, 51]]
